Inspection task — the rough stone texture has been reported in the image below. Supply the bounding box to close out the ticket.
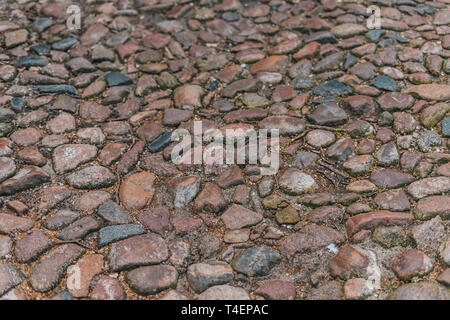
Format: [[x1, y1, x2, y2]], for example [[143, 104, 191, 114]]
[[1, 0, 449, 301]]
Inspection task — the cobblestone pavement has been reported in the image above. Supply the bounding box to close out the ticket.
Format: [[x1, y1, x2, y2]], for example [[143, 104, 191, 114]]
[[0, 0, 449, 300]]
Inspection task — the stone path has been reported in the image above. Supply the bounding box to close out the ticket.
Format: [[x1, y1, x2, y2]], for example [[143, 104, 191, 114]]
[[0, 0, 449, 300]]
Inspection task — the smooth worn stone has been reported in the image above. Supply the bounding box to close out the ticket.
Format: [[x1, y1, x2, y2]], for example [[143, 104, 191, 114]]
[[108, 234, 168, 272], [292, 151, 319, 168], [29, 244, 85, 292], [105, 72, 133, 87], [148, 132, 172, 152], [232, 246, 281, 277], [437, 269, 450, 286], [53, 144, 97, 173], [313, 79, 352, 96], [254, 280, 296, 300], [343, 155, 374, 176], [16, 55, 48, 68], [306, 130, 335, 148], [136, 206, 172, 236], [10, 128, 42, 147], [119, 172, 156, 210], [66, 166, 116, 189], [37, 85, 79, 96], [14, 230, 53, 263], [97, 201, 131, 225], [374, 189, 410, 212], [346, 210, 414, 236], [370, 168, 415, 188], [331, 23, 367, 38], [406, 84, 450, 101], [344, 95, 375, 115], [308, 101, 348, 126], [126, 265, 178, 295], [221, 204, 262, 230], [276, 206, 300, 225], [56, 216, 100, 241], [372, 76, 397, 91], [98, 224, 146, 248], [52, 37, 78, 51], [0, 166, 49, 196], [174, 84, 204, 108], [197, 285, 250, 300], [217, 165, 244, 189], [259, 116, 305, 136], [47, 113, 76, 134], [307, 205, 343, 228], [0, 264, 24, 296], [74, 190, 111, 212], [391, 249, 434, 280], [187, 262, 234, 293], [44, 209, 80, 231]]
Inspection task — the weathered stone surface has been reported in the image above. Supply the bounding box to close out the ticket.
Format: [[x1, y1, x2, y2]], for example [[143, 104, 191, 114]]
[[57, 216, 101, 241], [126, 265, 178, 295], [259, 116, 305, 136], [279, 168, 317, 195], [0, 214, 34, 234], [0, 166, 49, 195], [407, 177, 450, 200], [389, 282, 450, 300], [29, 244, 85, 292], [168, 176, 201, 208], [67, 254, 104, 298], [415, 196, 450, 220], [254, 280, 296, 300], [197, 285, 250, 300], [0, 264, 24, 296], [391, 249, 434, 280], [329, 246, 369, 279], [53, 144, 97, 173], [232, 246, 281, 277], [406, 84, 450, 101], [97, 201, 131, 225], [281, 224, 345, 258], [221, 204, 262, 230], [187, 262, 234, 293], [346, 211, 414, 236], [90, 275, 125, 300], [14, 231, 53, 263], [108, 234, 168, 272], [66, 166, 116, 189]]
